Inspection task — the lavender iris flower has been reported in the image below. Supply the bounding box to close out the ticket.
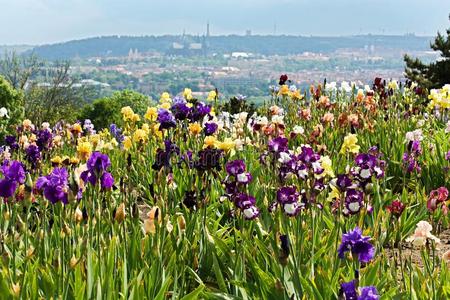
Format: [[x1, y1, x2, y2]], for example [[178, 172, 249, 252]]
[[110, 124, 125, 144], [359, 286, 379, 300]]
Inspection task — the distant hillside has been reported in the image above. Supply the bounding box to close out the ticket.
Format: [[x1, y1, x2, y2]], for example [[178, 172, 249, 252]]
[[25, 34, 433, 60], [1, 45, 34, 56]]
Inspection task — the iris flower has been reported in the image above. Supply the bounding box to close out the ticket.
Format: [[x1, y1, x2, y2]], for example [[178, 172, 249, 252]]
[[0, 160, 25, 198], [36, 167, 69, 204], [80, 152, 114, 190], [338, 227, 374, 263]]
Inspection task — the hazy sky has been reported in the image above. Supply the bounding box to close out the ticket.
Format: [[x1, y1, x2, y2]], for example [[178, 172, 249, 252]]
[[1, 0, 449, 45]]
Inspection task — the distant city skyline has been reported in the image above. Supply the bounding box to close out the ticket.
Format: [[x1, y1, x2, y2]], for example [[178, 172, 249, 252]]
[[0, 0, 449, 45]]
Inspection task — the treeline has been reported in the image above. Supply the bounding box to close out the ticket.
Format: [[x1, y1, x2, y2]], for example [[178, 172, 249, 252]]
[[27, 34, 432, 60], [0, 52, 152, 131]]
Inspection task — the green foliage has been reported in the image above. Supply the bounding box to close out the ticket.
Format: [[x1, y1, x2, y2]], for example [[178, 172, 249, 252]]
[[3, 83, 450, 299], [404, 14, 450, 88], [79, 97, 119, 130], [28, 34, 430, 60], [0, 76, 24, 140], [79, 89, 152, 129], [219, 96, 256, 115]]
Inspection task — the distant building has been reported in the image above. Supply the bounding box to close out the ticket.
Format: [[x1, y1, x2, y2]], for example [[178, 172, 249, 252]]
[[168, 36, 206, 56], [231, 52, 252, 59], [128, 48, 140, 61], [35, 79, 110, 89], [189, 43, 202, 50], [172, 42, 184, 49]]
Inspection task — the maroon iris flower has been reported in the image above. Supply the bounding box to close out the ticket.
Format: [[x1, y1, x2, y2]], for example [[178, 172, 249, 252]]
[[279, 74, 288, 85]]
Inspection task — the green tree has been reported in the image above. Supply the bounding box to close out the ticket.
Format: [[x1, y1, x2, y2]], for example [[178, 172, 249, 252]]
[[404, 14, 450, 88], [24, 61, 92, 125], [0, 75, 24, 122], [79, 90, 152, 129], [0, 51, 39, 90], [0, 76, 24, 140], [0, 54, 95, 125]]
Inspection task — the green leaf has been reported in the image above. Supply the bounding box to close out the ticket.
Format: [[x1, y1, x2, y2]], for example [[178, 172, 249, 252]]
[[180, 284, 205, 300]]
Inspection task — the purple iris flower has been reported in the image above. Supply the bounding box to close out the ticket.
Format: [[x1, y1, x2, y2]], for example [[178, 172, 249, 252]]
[[341, 280, 358, 300], [341, 280, 379, 300], [277, 186, 299, 204], [165, 139, 180, 155], [157, 109, 176, 130], [276, 186, 302, 216], [298, 146, 320, 164], [154, 142, 178, 170], [187, 102, 211, 122], [233, 192, 256, 209], [338, 227, 375, 263], [410, 140, 422, 155], [197, 102, 211, 116], [4, 136, 18, 151], [232, 192, 259, 220], [402, 153, 421, 173], [354, 152, 385, 181], [25, 144, 41, 167], [81, 152, 114, 190], [0, 160, 25, 198], [171, 98, 191, 120], [313, 178, 325, 192], [1, 160, 26, 184], [204, 122, 218, 136], [87, 152, 111, 174], [226, 160, 246, 176], [100, 172, 114, 189], [225, 181, 238, 195], [36, 167, 69, 204], [153, 140, 180, 171], [222, 159, 259, 220], [296, 163, 308, 180], [344, 189, 364, 215], [337, 174, 353, 191], [36, 129, 53, 151], [355, 154, 377, 169], [268, 137, 288, 153]]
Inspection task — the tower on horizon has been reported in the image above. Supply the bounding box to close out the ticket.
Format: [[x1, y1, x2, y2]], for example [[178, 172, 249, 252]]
[[207, 21, 210, 37]]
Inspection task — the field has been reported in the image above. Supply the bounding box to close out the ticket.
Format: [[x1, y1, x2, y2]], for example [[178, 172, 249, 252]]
[[0, 77, 450, 299]]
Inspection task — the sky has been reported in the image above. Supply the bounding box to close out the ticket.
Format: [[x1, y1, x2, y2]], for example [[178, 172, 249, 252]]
[[0, 0, 449, 45]]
